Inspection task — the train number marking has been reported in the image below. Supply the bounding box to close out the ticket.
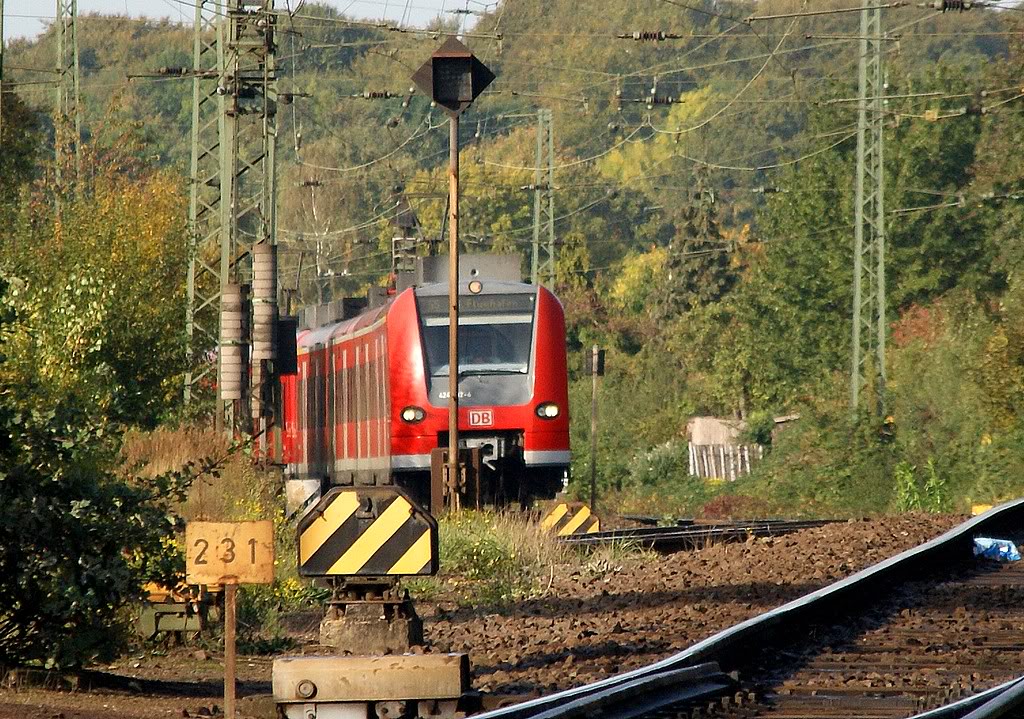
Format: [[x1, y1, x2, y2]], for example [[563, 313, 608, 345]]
[[194, 538, 209, 565], [469, 410, 494, 427], [185, 521, 275, 585]]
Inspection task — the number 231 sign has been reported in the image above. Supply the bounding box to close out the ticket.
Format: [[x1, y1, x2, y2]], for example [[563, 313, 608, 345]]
[[185, 521, 275, 585]]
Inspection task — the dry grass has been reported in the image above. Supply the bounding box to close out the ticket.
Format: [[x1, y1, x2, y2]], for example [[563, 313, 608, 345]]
[[121, 427, 227, 478], [405, 510, 575, 605], [120, 426, 279, 522]]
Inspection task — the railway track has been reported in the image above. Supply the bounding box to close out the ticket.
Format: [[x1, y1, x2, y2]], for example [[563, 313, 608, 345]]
[[561, 519, 839, 552], [478, 501, 1024, 719]]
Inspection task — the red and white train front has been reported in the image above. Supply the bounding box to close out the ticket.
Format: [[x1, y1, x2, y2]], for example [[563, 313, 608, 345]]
[[280, 273, 570, 512]]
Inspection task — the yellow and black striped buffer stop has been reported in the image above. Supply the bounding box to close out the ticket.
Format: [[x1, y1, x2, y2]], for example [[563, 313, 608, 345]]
[[298, 487, 438, 577], [540, 502, 601, 536]]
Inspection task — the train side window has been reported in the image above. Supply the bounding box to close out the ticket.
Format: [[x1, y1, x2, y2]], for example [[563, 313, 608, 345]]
[[355, 345, 363, 425], [361, 345, 368, 424], [342, 348, 349, 456], [368, 345, 374, 419], [370, 343, 378, 421], [347, 348, 355, 425]]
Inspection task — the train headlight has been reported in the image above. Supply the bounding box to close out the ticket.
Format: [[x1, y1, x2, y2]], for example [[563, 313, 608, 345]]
[[468, 280, 483, 294], [536, 402, 560, 419], [401, 406, 426, 423]]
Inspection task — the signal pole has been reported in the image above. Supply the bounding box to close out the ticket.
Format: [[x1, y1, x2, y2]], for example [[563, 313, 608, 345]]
[[413, 37, 493, 509], [851, 0, 886, 416], [186, 0, 279, 438], [530, 109, 555, 287], [588, 346, 605, 511], [54, 0, 81, 200], [447, 115, 460, 508]]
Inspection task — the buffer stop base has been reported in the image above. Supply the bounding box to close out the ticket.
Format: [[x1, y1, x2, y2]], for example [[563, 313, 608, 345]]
[[319, 578, 423, 655], [273, 653, 478, 719]]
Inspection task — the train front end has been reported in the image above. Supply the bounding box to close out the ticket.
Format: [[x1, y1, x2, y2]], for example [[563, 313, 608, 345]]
[[388, 277, 570, 506]]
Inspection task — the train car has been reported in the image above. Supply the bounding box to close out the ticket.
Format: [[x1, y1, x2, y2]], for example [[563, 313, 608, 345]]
[[280, 255, 570, 513]]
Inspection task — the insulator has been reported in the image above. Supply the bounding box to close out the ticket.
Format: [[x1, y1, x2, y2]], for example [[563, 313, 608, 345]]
[[929, 0, 973, 10], [219, 284, 250, 400], [630, 31, 668, 41], [362, 91, 395, 99], [252, 245, 278, 362], [158, 66, 187, 76]]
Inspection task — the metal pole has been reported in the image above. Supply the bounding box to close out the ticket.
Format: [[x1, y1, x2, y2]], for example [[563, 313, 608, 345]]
[[545, 111, 555, 287], [590, 345, 598, 511], [71, 0, 79, 181], [54, 0, 80, 184], [872, 24, 887, 412], [448, 115, 460, 509], [224, 582, 237, 719], [850, 10, 868, 413], [531, 110, 542, 284], [851, 0, 886, 416], [0, 0, 5, 147]]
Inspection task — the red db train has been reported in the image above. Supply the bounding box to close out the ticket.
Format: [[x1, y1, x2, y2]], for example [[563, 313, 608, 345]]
[[279, 256, 570, 512]]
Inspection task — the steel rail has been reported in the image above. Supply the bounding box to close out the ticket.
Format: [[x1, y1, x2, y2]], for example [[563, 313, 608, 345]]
[[525, 663, 733, 719], [560, 519, 839, 551], [910, 676, 1024, 719], [476, 499, 1024, 719], [961, 677, 1024, 719]]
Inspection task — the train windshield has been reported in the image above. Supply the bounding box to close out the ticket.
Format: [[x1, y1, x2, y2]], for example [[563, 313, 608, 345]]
[[417, 294, 535, 377]]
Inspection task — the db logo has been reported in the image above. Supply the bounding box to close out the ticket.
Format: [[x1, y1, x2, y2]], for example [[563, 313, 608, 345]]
[[469, 410, 494, 427]]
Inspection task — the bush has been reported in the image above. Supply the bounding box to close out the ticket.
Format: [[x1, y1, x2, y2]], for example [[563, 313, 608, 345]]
[[413, 511, 569, 606], [0, 399, 191, 668], [626, 440, 689, 487]]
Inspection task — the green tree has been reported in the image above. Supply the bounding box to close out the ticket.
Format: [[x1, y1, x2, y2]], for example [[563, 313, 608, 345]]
[[662, 169, 735, 316], [0, 274, 191, 667], [3, 132, 189, 427], [0, 92, 43, 209]]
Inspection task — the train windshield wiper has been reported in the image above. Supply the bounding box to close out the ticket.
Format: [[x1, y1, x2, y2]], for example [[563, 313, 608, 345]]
[[459, 368, 528, 376]]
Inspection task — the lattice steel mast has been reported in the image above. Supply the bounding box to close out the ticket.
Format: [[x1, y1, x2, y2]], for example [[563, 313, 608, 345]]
[[185, 0, 279, 437], [531, 108, 555, 287], [54, 0, 81, 197], [851, 1, 886, 416]]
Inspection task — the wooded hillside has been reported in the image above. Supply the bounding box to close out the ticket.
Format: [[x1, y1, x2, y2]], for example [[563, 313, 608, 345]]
[[3, 0, 1024, 515]]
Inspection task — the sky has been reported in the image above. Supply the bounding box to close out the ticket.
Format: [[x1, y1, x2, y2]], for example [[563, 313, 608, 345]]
[[3, 0, 482, 42]]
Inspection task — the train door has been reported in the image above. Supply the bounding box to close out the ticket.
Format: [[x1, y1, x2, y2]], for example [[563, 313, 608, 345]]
[[327, 343, 337, 479], [311, 344, 326, 479]]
